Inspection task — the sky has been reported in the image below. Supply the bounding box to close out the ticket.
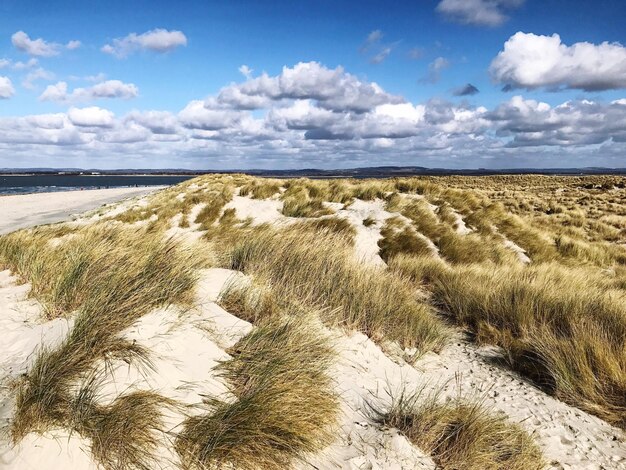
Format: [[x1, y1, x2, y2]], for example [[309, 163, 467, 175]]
[[0, 0, 625, 169]]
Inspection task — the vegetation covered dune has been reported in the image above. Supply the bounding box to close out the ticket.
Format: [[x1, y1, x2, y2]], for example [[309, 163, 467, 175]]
[[1, 174, 625, 469]]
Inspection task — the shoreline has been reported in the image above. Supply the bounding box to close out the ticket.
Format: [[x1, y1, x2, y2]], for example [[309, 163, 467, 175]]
[[1, 174, 196, 177], [0, 186, 163, 235], [0, 184, 163, 198]]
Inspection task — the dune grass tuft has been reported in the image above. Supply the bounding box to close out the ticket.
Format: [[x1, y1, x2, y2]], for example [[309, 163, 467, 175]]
[[175, 315, 338, 470], [224, 225, 447, 352], [69, 381, 171, 470], [363, 216, 376, 227], [373, 387, 544, 470], [218, 277, 281, 324], [281, 198, 334, 218], [378, 217, 435, 262], [1, 224, 199, 467], [239, 179, 282, 199], [390, 254, 626, 428], [295, 216, 357, 239], [193, 186, 234, 229]]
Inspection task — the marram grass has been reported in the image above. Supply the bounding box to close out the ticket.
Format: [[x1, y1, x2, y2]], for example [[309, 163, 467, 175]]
[[372, 386, 544, 470]]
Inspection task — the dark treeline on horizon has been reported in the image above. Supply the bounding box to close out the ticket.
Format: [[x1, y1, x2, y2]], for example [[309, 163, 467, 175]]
[[1, 166, 626, 178]]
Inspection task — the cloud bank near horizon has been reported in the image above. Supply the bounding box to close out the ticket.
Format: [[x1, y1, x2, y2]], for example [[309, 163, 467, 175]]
[[1, 61, 625, 169]]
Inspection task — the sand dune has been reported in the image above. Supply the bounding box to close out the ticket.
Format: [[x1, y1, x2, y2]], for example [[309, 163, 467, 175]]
[[1, 174, 625, 469]]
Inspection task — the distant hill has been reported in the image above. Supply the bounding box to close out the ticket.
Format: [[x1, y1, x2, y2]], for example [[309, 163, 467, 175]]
[[1, 166, 626, 177]]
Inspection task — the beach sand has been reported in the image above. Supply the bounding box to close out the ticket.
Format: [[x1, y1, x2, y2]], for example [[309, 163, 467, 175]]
[[0, 187, 162, 235]]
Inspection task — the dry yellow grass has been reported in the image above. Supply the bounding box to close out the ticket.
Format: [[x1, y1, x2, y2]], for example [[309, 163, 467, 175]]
[[390, 255, 626, 427], [222, 225, 447, 352], [373, 387, 544, 470], [175, 314, 338, 470], [0, 225, 199, 468]]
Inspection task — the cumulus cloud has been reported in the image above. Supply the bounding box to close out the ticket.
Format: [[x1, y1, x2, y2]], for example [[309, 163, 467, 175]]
[[0, 58, 38, 70], [40, 80, 139, 103], [126, 110, 180, 135], [11, 31, 80, 57], [221, 62, 403, 113], [490, 32, 626, 91], [178, 100, 244, 130], [67, 107, 115, 127], [487, 96, 626, 146], [436, 0, 524, 27], [0, 77, 15, 99], [101, 29, 187, 58], [12, 31, 60, 56], [2, 61, 626, 169], [453, 83, 480, 96]]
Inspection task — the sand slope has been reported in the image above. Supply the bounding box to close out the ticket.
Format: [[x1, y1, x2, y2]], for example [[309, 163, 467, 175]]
[[1, 188, 625, 469]]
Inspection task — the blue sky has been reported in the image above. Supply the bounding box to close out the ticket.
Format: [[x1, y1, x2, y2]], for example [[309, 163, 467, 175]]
[[0, 0, 625, 169]]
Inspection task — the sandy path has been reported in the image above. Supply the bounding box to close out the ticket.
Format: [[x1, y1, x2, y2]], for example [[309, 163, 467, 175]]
[[0, 187, 162, 235]]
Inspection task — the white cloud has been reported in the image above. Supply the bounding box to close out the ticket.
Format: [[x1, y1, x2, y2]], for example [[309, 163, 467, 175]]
[[1, 61, 626, 169], [0, 114, 85, 145], [490, 32, 626, 91], [85, 73, 107, 83], [97, 122, 151, 143], [239, 65, 253, 79], [39, 81, 68, 102], [268, 99, 339, 131], [217, 85, 270, 110], [0, 58, 38, 70], [40, 80, 139, 103], [436, 0, 524, 27], [67, 107, 115, 127], [487, 96, 626, 146], [0, 76, 15, 99], [13, 58, 39, 70], [25, 113, 66, 129], [88, 80, 138, 99], [22, 68, 55, 90], [178, 100, 244, 130], [101, 29, 187, 58], [224, 62, 403, 112], [126, 110, 180, 134], [66, 40, 82, 50], [375, 103, 426, 122], [11, 31, 78, 57], [365, 30, 383, 45]]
